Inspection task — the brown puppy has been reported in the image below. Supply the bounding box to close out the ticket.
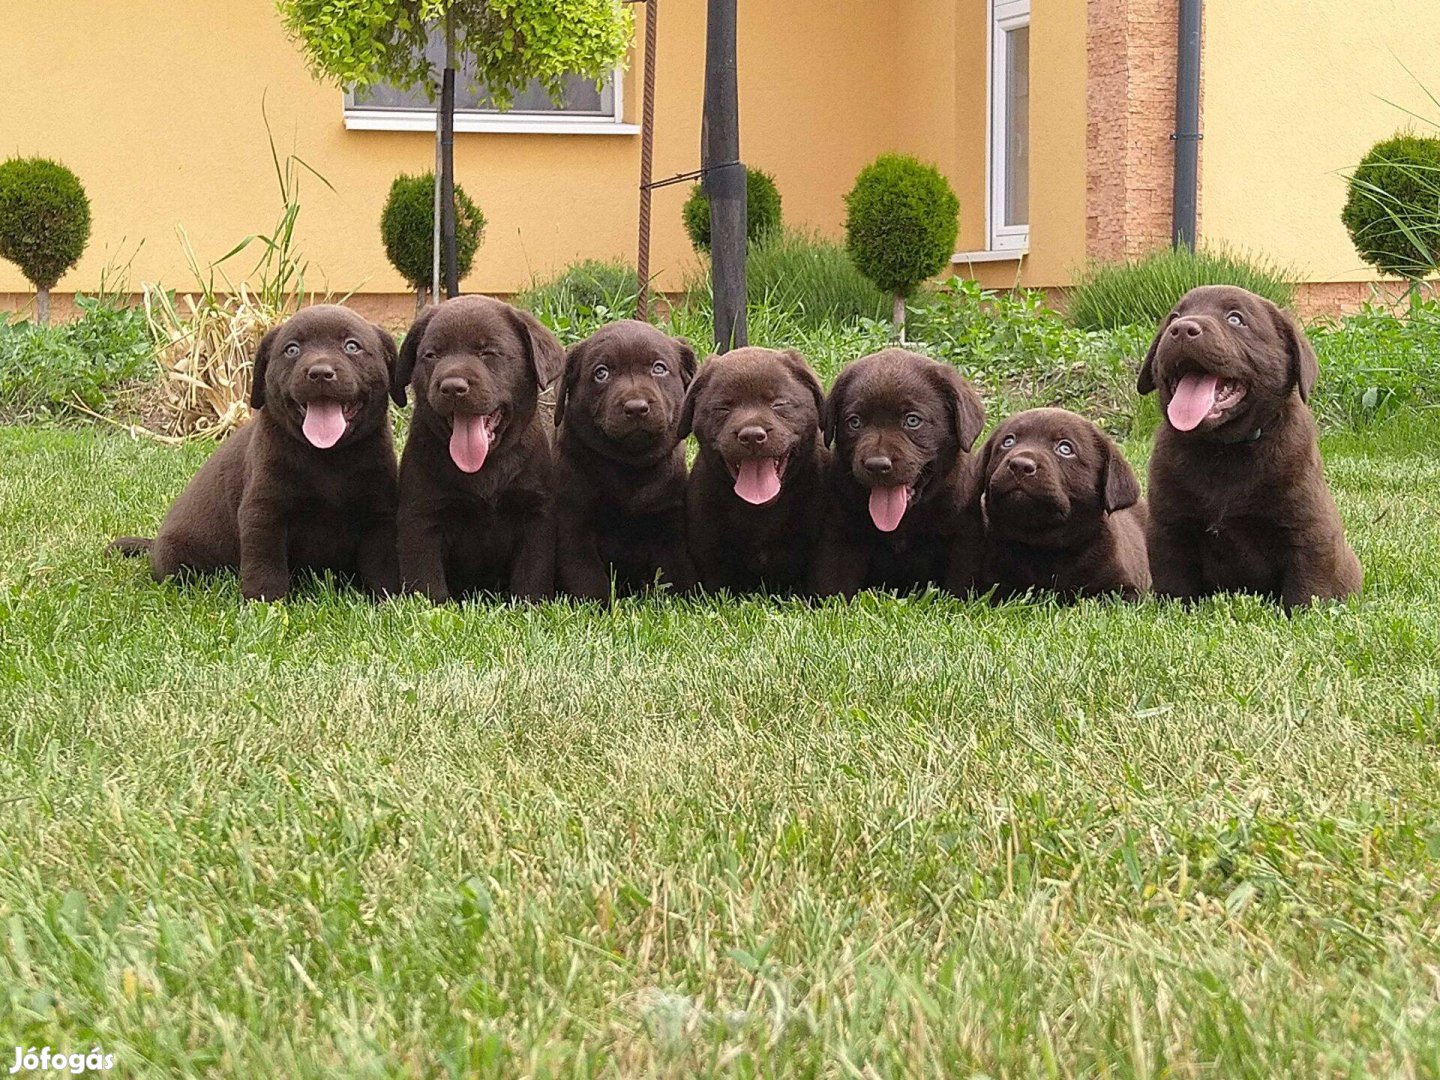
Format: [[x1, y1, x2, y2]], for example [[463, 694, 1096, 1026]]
[[552, 320, 697, 599], [810, 348, 986, 597], [109, 305, 400, 600], [979, 408, 1150, 601], [1138, 285, 1361, 608], [678, 347, 828, 594], [392, 295, 564, 602]]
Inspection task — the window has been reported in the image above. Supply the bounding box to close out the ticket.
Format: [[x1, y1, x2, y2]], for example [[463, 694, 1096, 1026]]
[[343, 28, 633, 134], [989, 0, 1030, 251]]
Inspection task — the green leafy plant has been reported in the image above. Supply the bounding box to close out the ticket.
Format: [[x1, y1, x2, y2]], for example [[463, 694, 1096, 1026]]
[[0, 157, 92, 325], [1065, 246, 1295, 332], [1341, 133, 1440, 282], [682, 167, 782, 253], [844, 154, 959, 336], [381, 172, 485, 313], [516, 259, 650, 345], [683, 229, 889, 332], [0, 296, 152, 419]]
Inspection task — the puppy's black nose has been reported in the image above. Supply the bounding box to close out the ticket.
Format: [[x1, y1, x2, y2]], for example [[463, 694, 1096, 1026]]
[[1169, 318, 1203, 340], [1007, 454, 1038, 477], [623, 398, 651, 418], [439, 376, 469, 397], [737, 425, 768, 446], [306, 363, 336, 383], [863, 455, 893, 476]]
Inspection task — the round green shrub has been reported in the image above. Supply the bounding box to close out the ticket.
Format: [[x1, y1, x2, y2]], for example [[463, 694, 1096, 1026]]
[[380, 172, 486, 292], [0, 157, 92, 292], [682, 167, 782, 252], [844, 154, 958, 300], [1342, 134, 1440, 279]]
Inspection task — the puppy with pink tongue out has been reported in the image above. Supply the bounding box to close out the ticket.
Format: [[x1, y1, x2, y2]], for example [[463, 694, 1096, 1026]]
[[391, 295, 565, 602], [679, 347, 829, 594], [1138, 285, 1361, 608], [810, 348, 987, 598], [109, 305, 402, 600]]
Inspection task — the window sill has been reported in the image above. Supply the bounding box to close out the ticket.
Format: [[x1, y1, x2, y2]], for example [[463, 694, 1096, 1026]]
[[344, 109, 639, 135], [952, 249, 1028, 265]]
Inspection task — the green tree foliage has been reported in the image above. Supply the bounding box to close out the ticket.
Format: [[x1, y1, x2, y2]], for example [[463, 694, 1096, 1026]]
[[381, 172, 485, 305], [682, 168, 782, 253], [1342, 134, 1440, 280], [0, 157, 92, 324]]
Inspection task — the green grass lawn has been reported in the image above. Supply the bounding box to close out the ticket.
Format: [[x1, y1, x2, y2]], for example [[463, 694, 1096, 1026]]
[[2, 417, 1439, 1078]]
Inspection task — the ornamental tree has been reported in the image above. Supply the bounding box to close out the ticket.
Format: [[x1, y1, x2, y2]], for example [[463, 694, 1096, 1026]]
[[844, 154, 959, 337], [1342, 133, 1440, 282], [0, 157, 92, 324], [381, 172, 485, 313], [275, 0, 632, 299]]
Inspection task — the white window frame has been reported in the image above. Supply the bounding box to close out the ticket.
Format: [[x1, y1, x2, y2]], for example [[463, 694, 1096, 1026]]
[[343, 68, 637, 135], [987, 0, 1031, 253]]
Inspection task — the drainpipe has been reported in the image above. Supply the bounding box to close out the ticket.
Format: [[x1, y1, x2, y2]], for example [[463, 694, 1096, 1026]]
[[1171, 0, 1203, 250]]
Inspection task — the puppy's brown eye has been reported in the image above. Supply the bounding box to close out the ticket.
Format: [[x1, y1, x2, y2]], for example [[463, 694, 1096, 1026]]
[[344, 339, 361, 354], [1055, 440, 1075, 457], [846, 415, 862, 431], [773, 399, 789, 410], [1227, 312, 1245, 327], [593, 365, 611, 383], [651, 361, 669, 376], [284, 342, 301, 358], [1001, 434, 1016, 449], [903, 413, 922, 429]]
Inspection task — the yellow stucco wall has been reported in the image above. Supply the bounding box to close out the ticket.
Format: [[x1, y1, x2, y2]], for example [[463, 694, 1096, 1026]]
[[1201, 1, 1440, 282], [0, 1, 934, 302]]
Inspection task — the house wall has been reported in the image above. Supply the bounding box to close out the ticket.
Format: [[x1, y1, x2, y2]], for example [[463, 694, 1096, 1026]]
[[0, 1, 911, 310], [1200, 0, 1440, 284]]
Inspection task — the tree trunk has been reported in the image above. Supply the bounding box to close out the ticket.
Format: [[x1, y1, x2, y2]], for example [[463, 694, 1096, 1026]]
[[416, 288, 428, 318], [441, 11, 459, 298], [703, 0, 746, 352], [893, 292, 906, 342], [634, 0, 659, 322], [36, 286, 50, 326]]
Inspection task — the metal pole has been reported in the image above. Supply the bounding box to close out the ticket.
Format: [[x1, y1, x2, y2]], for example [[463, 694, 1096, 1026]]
[[703, 0, 746, 352], [432, 85, 442, 307], [1171, 0, 1203, 251], [441, 11, 459, 297], [635, 0, 659, 321]]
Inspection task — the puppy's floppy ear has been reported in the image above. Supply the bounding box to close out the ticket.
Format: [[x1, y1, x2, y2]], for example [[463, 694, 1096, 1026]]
[[822, 364, 859, 449], [780, 349, 825, 431], [371, 323, 399, 392], [928, 362, 986, 453], [1097, 431, 1141, 513], [554, 339, 585, 428], [977, 425, 1004, 485], [1266, 300, 1319, 402], [248, 324, 284, 410], [671, 336, 699, 387], [676, 358, 716, 442], [393, 306, 435, 407], [508, 306, 565, 389], [1137, 321, 1164, 396]]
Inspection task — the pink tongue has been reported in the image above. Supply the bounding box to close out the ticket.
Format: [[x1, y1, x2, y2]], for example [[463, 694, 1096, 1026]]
[[449, 414, 491, 473], [868, 485, 910, 533], [1168, 373, 1220, 432], [302, 400, 347, 449], [734, 459, 782, 505]]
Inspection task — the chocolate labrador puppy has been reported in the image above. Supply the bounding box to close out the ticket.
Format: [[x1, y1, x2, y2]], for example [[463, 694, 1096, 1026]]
[[392, 295, 564, 602], [679, 346, 828, 594], [979, 408, 1150, 601], [810, 348, 986, 597], [1138, 285, 1361, 608], [552, 320, 697, 599], [109, 305, 400, 600]]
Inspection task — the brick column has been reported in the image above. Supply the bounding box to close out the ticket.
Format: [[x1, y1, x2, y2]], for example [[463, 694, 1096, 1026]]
[[1086, 0, 1186, 262]]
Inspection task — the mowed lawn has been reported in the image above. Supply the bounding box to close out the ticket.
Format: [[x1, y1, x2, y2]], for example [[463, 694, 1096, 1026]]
[[1, 417, 1439, 1078]]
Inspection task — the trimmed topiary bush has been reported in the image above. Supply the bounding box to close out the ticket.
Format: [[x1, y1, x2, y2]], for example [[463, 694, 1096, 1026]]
[[0, 157, 92, 325], [682, 167, 782, 253], [380, 172, 485, 311], [1342, 134, 1440, 281], [844, 154, 959, 336], [1065, 245, 1295, 332]]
